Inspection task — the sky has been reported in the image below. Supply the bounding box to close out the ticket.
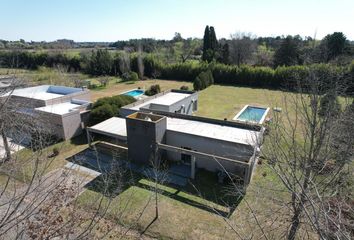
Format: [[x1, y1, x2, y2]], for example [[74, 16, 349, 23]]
[[0, 0, 353, 42]]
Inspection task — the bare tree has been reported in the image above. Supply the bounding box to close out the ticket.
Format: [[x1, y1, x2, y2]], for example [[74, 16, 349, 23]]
[[0, 71, 145, 239], [262, 68, 353, 239], [119, 50, 131, 75], [137, 44, 144, 80], [229, 32, 257, 66]]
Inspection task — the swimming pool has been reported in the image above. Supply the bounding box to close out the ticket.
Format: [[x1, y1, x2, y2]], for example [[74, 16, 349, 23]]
[[123, 89, 144, 97], [233, 105, 270, 124]]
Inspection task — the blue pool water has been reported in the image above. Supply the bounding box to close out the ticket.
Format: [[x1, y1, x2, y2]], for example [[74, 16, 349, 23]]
[[236, 106, 267, 123], [123, 89, 144, 97]]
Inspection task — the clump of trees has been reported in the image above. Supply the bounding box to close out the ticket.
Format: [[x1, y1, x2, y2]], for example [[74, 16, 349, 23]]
[[193, 69, 214, 91], [145, 84, 161, 96], [202, 26, 218, 62], [121, 71, 138, 82], [89, 95, 136, 125]]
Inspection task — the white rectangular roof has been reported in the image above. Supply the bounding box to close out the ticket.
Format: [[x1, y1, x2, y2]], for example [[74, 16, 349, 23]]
[[88, 117, 127, 139], [88, 116, 260, 146], [6, 85, 83, 100], [131, 92, 192, 110], [166, 117, 261, 146], [35, 102, 82, 115]]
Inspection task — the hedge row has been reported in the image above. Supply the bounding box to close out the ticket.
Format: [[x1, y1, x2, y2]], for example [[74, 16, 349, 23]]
[[157, 61, 353, 94], [1, 50, 352, 94]]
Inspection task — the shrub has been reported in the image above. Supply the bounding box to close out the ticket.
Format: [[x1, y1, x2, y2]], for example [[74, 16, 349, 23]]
[[121, 71, 138, 82], [145, 84, 161, 96], [180, 85, 189, 91], [52, 147, 60, 157], [89, 95, 136, 125], [193, 70, 214, 91]]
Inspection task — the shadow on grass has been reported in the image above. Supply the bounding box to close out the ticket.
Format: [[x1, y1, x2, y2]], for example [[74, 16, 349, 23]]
[[69, 134, 88, 146], [68, 148, 244, 217]]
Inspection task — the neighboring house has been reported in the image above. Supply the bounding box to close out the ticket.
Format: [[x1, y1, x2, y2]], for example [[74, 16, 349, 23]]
[[2, 85, 91, 142], [120, 89, 198, 117]]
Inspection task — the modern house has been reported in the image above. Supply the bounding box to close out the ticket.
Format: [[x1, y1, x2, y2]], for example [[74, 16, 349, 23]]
[[87, 90, 266, 186], [2, 85, 91, 141], [120, 89, 198, 117]]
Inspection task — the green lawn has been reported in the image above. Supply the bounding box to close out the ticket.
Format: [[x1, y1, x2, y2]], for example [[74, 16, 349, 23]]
[[75, 83, 293, 239], [196, 84, 288, 120], [0, 69, 295, 238]]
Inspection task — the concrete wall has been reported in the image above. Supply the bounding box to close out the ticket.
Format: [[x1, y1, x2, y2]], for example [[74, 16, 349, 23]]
[[45, 90, 91, 106], [61, 111, 83, 139], [34, 109, 83, 140], [165, 130, 253, 176], [126, 115, 167, 165], [168, 93, 197, 115], [9, 95, 47, 108]]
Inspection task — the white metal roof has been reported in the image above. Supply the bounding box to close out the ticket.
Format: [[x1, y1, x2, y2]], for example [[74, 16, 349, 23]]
[[131, 92, 192, 110], [166, 117, 261, 146], [89, 116, 260, 146], [35, 102, 82, 115], [88, 117, 127, 139]]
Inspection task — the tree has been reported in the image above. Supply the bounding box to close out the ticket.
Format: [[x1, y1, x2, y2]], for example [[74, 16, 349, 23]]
[[229, 32, 257, 66], [202, 26, 211, 62], [89, 95, 136, 125], [172, 32, 183, 42], [220, 43, 230, 64], [322, 32, 348, 62], [89, 49, 113, 75], [202, 25, 218, 62], [263, 67, 353, 239], [273, 36, 300, 67]]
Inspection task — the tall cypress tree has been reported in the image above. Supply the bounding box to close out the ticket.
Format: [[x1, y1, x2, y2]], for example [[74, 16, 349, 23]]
[[209, 26, 218, 51], [202, 25, 210, 61]]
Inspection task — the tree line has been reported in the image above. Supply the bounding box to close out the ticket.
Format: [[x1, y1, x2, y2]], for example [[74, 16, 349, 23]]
[[0, 49, 353, 94]]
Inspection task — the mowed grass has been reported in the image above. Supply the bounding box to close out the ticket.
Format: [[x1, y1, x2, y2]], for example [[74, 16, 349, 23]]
[[90, 79, 193, 101], [0, 68, 295, 238], [197, 84, 287, 120], [75, 83, 294, 239]]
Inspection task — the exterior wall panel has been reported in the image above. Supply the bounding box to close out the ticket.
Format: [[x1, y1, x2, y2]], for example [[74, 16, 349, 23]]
[[165, 130, 253, 176]]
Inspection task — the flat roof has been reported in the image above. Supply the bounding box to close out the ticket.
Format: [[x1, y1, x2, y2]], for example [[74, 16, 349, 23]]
[[166, 117, 260, 146], [6, 85, 83, 100], [35, 102, 82, 115], [89, 115, 260, 146], [88, 117, 127, 139], [131, 92, 192, 110]]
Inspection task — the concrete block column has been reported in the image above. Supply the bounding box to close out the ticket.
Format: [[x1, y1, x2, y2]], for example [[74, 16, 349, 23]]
[[191, 156, 196, 179]]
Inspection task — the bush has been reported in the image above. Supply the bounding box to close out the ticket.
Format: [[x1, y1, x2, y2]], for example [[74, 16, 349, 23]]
[[52, 147, 59, 156], [145, 84, 161, 96], [180, 85, 189, 91], [193, 70, 214, 91], [89, 95, 136, 125], [121, 71, 139, 82]]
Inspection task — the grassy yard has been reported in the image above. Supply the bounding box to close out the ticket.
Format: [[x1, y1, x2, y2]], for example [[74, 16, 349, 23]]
[[197, 84, 287, 120], [1, 68, 295, 238], [90, 79, 193, 101], [74, 83, 293, 239]]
